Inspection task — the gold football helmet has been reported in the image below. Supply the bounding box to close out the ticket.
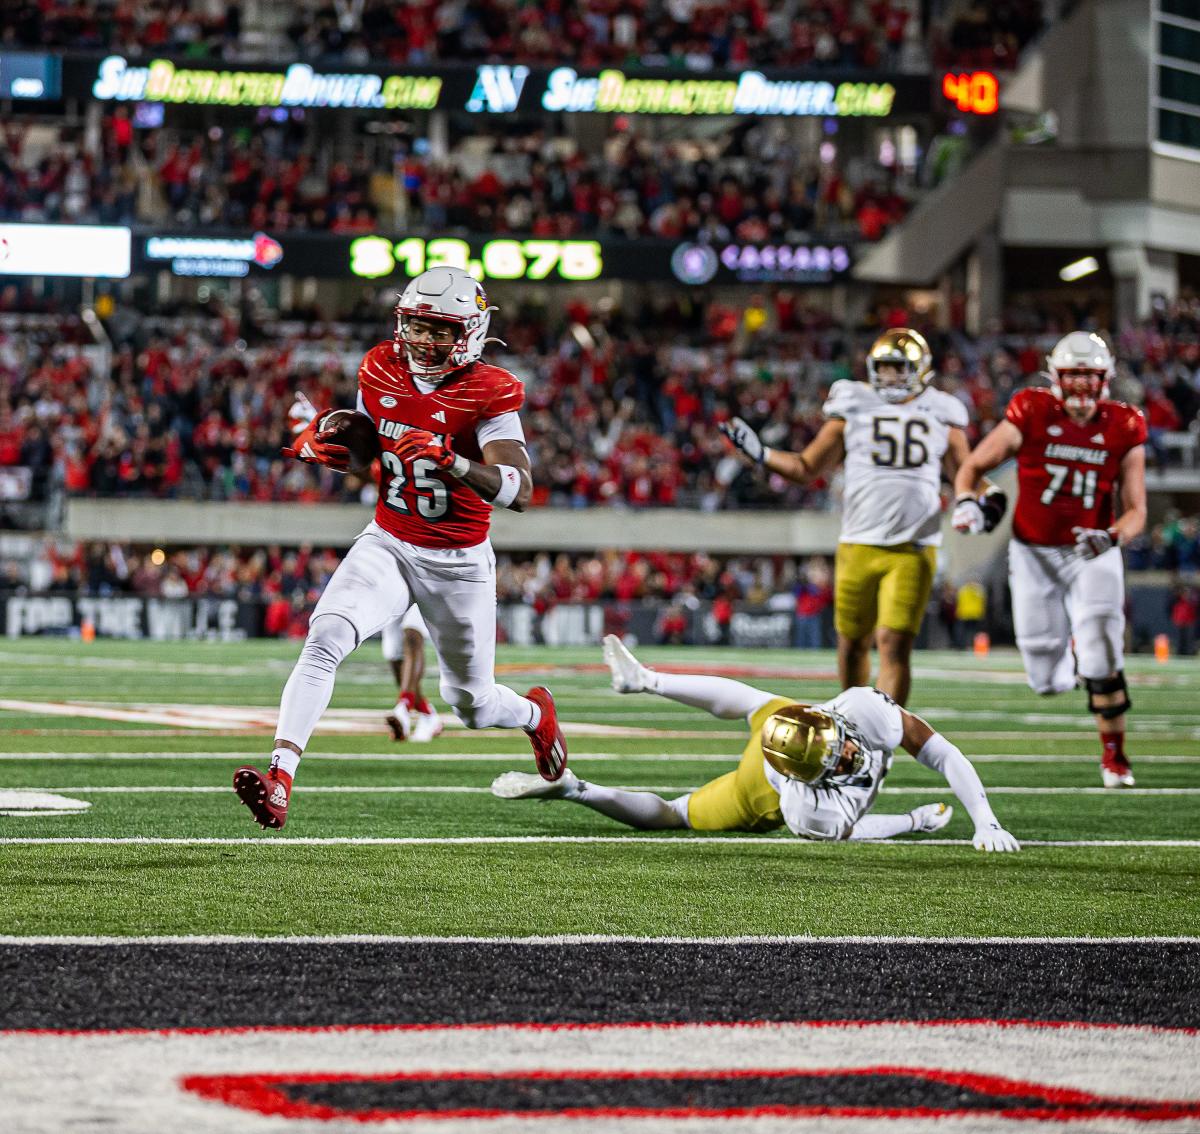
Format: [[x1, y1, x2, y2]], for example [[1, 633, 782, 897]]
[[866, 328, 933, 403], [761, 703, 864, 784]]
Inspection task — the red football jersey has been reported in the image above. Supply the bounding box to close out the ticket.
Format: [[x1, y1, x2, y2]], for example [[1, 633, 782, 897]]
[[356, 342, 525, 548], [1006, 387, 1146, 546]]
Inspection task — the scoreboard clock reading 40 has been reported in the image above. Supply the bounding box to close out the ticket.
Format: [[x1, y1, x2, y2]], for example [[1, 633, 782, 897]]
[[349, 235, 603, 282], [941, 70, 1000, 115]]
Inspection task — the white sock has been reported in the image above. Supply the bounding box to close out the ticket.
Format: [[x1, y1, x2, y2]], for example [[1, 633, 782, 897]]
[[275, 614, 357, 754], [524, 696, 542, 731], [270, 748, 301, 777], [849, 813, 917, 840], [569, 780, 687, 830], [650, 672, 776, 720]]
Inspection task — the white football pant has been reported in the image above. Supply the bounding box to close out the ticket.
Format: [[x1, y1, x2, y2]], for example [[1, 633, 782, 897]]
[[1007, 540, 1125, 695], [276, 521, 532, 749], [381, 602, 430, 662]]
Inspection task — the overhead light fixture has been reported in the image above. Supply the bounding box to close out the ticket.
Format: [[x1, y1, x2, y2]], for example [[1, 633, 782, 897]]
[[1059, 256, 1099, 282]]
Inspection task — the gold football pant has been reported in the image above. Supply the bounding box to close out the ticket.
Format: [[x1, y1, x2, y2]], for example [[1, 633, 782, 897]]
[[686, 696, 792, 832], [834, 542, 937, 640]]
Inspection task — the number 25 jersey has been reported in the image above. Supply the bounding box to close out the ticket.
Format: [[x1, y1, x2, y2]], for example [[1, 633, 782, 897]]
[[1005, 387, 1146, 547], [823, 379, 968, 548], [356, 342, 525, 549]]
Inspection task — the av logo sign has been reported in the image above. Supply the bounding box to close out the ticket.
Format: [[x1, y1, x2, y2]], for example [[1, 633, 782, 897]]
[[466, 65, 530, 113]]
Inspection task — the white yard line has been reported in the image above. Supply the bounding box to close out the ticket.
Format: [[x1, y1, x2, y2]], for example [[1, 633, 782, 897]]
[[15, 785, 1200, 796], [2, 836, 1198, 847], [2, 933, 1197, 946], [3, 751, 1200, 767]]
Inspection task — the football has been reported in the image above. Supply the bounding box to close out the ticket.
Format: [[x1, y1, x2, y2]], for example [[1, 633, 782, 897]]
[[318, 409, 380, 472]]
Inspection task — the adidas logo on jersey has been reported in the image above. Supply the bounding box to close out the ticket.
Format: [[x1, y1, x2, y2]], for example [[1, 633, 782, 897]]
[[432, 410, 446, 423], [1091, 433, 1105, 444]]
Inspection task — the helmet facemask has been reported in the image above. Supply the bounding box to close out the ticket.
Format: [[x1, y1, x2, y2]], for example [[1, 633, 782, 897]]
[[1052, 369, 1108, 422], [761, 704, 868, 784], [394, 311, 468, 379], [1046, 332, 1114, 422]]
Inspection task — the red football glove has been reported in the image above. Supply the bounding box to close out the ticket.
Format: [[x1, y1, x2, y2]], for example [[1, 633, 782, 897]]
[[392, 428, 459, 471], [282, 407, 352, 473]]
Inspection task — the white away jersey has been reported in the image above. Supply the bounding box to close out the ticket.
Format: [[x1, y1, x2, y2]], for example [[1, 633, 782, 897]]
[[824, 380, 968, 547], [763, 686, 904, 837]]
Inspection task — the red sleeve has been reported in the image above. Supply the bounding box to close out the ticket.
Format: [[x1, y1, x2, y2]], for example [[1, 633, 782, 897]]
[[1122, 406, 1148, 453], [484, 370, 525, 417], [1004, 388, 1036, 433]]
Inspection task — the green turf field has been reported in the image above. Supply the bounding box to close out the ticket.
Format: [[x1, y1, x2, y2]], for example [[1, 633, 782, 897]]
[[1, 641, 1197, 938]]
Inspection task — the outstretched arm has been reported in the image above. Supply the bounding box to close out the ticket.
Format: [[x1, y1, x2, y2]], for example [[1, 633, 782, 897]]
[[763, 419, 846, 485], [720, 417, 845, 485], [900, 710, 1019, 852]]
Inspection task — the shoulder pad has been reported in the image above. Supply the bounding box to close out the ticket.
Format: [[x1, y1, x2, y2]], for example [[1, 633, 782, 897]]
[[925, 387, 970, 427], [823, 379, 871, 419]]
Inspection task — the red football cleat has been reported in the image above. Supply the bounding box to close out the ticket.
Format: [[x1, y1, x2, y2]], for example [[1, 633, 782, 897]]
[[233, 765, 291, 829], [525, 686, 567, 781]]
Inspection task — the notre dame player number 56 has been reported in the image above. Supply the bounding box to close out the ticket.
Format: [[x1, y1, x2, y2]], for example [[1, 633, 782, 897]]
[[720, 329, 1004, 706]]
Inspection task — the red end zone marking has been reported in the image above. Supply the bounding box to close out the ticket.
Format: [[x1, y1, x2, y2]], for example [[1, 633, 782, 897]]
[[9, 1017, 1199, 1038], [181, 1065, 1200, 1125]]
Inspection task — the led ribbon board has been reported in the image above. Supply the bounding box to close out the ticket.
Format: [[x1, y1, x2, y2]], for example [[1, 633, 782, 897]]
[[349, 237, 603, 282], [91, 56, 443, 110], [0, 224, 131, 278], [541, 67, 897, 117]]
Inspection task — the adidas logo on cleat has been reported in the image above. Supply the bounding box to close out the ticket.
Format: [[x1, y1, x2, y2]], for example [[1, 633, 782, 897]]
[[269, 784, 288, 807]]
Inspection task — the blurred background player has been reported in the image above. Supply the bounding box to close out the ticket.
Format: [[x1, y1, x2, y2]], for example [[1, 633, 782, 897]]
[[954, 332, 1147, 788], [721, 329, 1001, 706], [494, 636, 1019, 852], [234, 266, 567, 830], [382, 604, 443, 743]]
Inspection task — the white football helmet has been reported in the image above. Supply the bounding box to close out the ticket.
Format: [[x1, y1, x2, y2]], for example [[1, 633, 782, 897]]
[[393, 266, 496, 379], [1047, 331, 1114, 419]]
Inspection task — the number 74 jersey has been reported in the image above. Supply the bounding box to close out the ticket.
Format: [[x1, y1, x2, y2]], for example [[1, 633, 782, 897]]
[[823, 379, 969, 548], [1005, 387, 1146, 547]]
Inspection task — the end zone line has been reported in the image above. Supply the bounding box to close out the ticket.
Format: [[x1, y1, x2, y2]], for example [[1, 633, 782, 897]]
[[1, 836, 1198, 847], [1, 933, 1197, 946]]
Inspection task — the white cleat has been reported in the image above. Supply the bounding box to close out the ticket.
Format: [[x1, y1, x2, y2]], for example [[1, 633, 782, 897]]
[[410, 709, 444, 743], [491, 769, 578, 800], [385, 703, 413, 742], [910, 802, 953, 833], [1101, 767, 1136, 788], [603, 634, 651, 694]]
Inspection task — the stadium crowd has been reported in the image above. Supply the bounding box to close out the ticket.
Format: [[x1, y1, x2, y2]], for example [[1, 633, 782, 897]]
[[1, 0, 1042, 72], [3, 292, 1200, 515], [1, 119, 912, 245]]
